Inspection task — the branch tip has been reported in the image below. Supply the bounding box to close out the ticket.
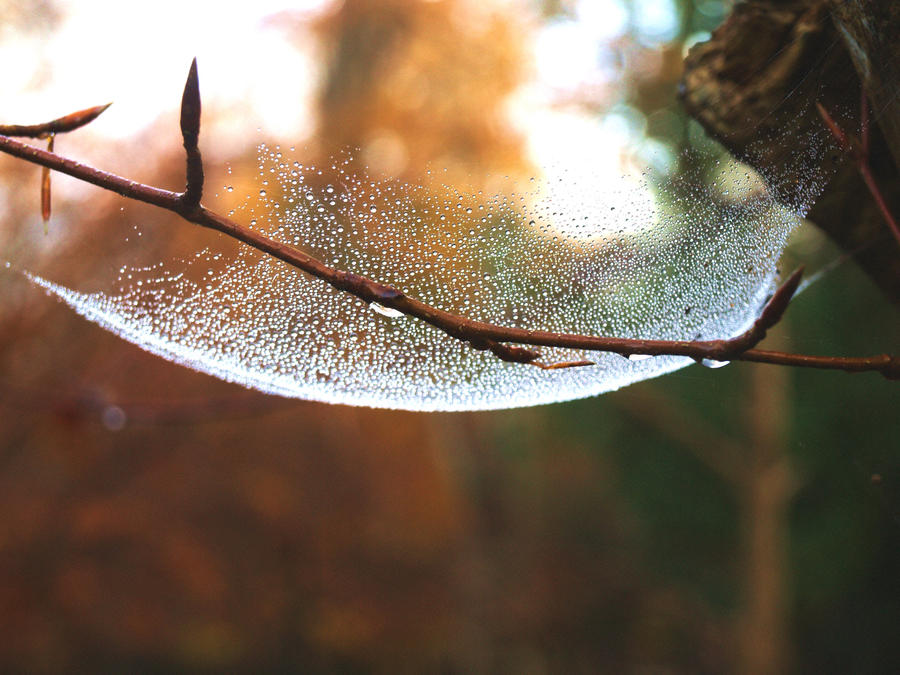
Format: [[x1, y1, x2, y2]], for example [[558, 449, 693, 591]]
[[0, 102, 113, 139], [54, 103, 113, 135], [180, 57, 204, 207], [759, 266, 803, 328], [180, 58, 201, 144]]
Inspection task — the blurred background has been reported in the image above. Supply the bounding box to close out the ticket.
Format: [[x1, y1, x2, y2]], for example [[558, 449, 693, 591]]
[[1, 0, 899, 672]]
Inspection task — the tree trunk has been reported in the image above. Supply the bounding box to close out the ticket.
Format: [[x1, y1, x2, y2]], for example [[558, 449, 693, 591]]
[[738, 336, 796, 675], [681, 0, 900, 304]]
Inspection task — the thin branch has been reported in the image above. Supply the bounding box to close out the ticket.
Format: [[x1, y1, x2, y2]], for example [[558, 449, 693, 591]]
[[0, 64, 897, 380], [857, 165, 900, 248], [816, 99, 900, 248], [0, 103, 112, 139], [0, 103, 112, 233]]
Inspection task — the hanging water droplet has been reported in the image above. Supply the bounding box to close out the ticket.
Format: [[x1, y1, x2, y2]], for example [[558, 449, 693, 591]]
[[700, 358, 731, 369], [368, 302, 405, 319], [225, 185, 234, 192], [101, 405, 126, 431]]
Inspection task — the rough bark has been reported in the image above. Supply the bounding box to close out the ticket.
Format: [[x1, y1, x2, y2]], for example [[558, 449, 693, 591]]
[[830, 0, 900, 171], [681, 0, 900, 304]]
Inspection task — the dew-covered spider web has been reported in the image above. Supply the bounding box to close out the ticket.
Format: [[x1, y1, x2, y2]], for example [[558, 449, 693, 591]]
[[25, 131, 830, 411]]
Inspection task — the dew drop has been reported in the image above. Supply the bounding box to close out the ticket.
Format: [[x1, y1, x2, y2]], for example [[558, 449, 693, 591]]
[[101, 405, 126, 431], [368, 302, 405, 319], [700, 359, 731, 369]]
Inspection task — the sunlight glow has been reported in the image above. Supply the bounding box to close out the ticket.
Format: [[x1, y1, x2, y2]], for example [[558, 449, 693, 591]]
[[2, 0, 330, 140], [522, 109, 657, 239], [518, 0, 656, 237]]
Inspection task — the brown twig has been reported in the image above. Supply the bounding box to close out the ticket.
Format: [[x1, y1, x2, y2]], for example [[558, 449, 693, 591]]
[[816, 98, 900, 248], [0, 103, 112, 139], [41, 135, 53, 229], [1, 103, 113, 233], [0, 63, 898, 380]]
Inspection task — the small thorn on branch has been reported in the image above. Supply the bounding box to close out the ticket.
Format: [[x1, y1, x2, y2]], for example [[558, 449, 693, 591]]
[[471, 338, 541, 365], [180, 57, 204, 208], [475, 342, 592, 370], [532, 359, 595, 370]]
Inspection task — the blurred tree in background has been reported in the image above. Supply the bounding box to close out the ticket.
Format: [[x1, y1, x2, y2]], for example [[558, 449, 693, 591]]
[[0, 0, 898, 673]]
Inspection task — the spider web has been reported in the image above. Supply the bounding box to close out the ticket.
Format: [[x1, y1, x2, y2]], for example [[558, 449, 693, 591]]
[[25, 133, 828, 410]]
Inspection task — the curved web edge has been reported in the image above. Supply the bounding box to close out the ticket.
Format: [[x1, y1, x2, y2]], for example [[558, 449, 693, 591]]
[[22, 263, 775, 412]]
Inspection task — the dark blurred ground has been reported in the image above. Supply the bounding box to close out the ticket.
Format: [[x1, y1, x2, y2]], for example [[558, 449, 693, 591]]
[[1, 1, 899, 672]]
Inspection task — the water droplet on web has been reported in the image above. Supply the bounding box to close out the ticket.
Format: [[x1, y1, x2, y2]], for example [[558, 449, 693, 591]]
[[369, 302, 404, 319], [101, 405, 126, 431]]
